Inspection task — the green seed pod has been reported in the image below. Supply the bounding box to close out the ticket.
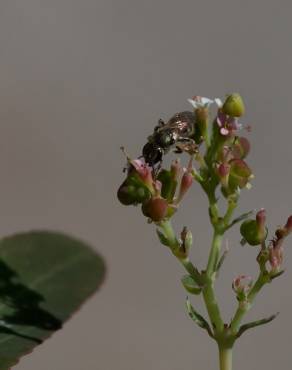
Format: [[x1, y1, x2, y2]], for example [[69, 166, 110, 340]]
[[117, 174, 151, 206], [240, 219, 267, 246], [117, 182, 135, 205], [222, 93, 245, 117]]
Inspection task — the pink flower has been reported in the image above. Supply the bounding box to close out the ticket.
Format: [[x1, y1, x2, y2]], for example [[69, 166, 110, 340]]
[[217, 111, 241, 137]]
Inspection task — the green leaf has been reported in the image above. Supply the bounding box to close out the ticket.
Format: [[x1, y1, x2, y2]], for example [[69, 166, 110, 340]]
[[237, 313, 279, 338], [216, 249, 229, 274], [185, 298, 213, 338], [181, 275, 201, 295], [0, 231, 105, 370], [227, 210, 254, 230]]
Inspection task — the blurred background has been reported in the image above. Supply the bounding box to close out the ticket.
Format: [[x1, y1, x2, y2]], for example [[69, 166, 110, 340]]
[[0, 0, 291, 369]]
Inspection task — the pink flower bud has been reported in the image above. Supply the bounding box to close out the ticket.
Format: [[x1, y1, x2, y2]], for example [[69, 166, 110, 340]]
[[177, 171, 193, 202]]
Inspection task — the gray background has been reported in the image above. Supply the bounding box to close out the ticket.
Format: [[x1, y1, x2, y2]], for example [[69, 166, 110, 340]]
[[0, 0, 291, 369]]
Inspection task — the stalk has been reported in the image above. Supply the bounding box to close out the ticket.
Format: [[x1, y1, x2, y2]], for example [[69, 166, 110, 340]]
[[219, 346, 233, 370]]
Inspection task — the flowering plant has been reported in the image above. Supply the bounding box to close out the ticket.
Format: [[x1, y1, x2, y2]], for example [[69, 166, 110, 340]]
[[117, 93, 291, 370]]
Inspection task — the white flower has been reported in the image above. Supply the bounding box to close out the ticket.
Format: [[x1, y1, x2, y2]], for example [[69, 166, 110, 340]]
[[188, 96, 214, 110], [188, 96, 223, 110]]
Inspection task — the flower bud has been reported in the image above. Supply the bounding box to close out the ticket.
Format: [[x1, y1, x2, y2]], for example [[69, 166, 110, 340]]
[[177, 171, 193, 203], [142, 197, 168, 222], [222, 93, 245, 117], [232, 275, 253, 301], [240, 210, 268, 246]]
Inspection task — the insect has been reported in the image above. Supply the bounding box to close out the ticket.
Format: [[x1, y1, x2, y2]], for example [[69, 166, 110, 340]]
[[142, 111, 198, 167]]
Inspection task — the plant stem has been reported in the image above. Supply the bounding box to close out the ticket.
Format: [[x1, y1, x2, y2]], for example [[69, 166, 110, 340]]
[[202, 283, 224, 332], [219, 346, 233, 370], [206, 231, 223, 276]]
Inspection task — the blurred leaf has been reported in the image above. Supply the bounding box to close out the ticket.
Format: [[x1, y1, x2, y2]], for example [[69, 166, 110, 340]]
[[0, 231, 105, 370]]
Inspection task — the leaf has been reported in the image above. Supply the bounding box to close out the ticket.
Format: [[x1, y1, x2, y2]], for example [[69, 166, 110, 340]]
[[227, 210, 254, 230], [216, 249, 229, 274], [181, 275, 201, 295], [237, 313, 279, 338], [185, 298, 213, 338], [0, 231, 105, 370]]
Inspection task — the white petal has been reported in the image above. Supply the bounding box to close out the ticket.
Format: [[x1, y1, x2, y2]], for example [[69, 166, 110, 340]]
[[214, 98, 223, 108], [187, 98, 199, 109], [201, 97, 214, 107]]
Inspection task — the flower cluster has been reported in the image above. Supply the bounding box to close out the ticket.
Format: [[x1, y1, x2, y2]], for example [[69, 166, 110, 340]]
[[117, 154, 193, 223], [117, 93, 292, 367]]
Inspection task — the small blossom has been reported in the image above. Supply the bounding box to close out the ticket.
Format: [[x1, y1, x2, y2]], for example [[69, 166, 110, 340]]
[[188, 96, 215, 110], [217, 111, 241, 137]]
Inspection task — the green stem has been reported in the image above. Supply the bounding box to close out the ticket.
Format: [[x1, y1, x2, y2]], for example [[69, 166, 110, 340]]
[[223, 200, 237, 227], [206, 232, 223, 276], [202, 282, 224, 332], [219, 346, 233, 370]]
